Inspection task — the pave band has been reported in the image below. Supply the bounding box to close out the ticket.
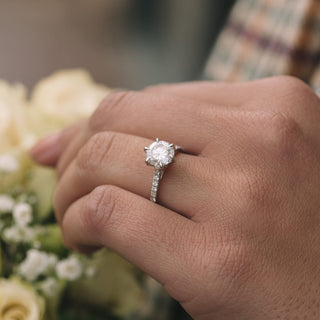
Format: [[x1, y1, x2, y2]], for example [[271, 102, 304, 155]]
[[150, 169, 161, 202], [144, 138, 182, 203]]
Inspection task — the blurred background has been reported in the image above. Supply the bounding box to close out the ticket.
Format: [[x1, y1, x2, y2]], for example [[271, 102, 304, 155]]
[[0, 1, 235, 318], [0, 0, 234, 89]]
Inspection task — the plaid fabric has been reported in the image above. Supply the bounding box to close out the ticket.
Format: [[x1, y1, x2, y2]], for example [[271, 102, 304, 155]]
[[205, 0, 320, 89]]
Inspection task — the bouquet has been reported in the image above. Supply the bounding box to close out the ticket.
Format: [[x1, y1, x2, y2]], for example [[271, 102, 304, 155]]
[[0, 70, 171, 320]]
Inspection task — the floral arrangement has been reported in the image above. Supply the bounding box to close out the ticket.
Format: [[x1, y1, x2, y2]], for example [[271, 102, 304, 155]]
[[0, 70, 169, 320]]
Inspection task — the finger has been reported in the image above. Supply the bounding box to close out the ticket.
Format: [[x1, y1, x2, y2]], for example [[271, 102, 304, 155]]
[[56, 91, 219, 176], [143, 77, 305, 110], [61, 184, 197, 288], [29, 120, 86, 167], [54, 131, 208, 224], [144, 81, 249, 107]]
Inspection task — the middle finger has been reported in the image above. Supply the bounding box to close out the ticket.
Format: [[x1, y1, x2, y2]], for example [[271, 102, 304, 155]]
[[56, 91, 217, 177]]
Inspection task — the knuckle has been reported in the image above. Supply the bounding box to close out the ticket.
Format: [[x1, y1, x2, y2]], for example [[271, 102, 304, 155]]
[[269, 76, 315, 114], [81, 185, 119, 237], [251, 111, 302, 160], [265, 112, 302, 158], [271, 75, 311, 96], [235, 112, 302, 207], [76, 131, 117, 173], [89, 91, 138, 132]]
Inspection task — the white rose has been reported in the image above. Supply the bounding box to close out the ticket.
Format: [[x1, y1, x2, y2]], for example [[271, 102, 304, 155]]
[[0, 69, 111, 155], [30, 69, 111, 131], [0, 278, 44, 320], [56, 256, 83, 281], [0, 80, 34, 153]]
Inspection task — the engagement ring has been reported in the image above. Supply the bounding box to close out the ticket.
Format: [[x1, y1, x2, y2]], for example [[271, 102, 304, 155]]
[[144, 138, 182, 203]]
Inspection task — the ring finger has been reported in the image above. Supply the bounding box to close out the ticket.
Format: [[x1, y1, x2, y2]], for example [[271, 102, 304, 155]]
[[54, 131, 212, 224]]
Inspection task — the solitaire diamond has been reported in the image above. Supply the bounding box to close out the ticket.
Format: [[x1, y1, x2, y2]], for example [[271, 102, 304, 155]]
[[145, 139, 175, 169]]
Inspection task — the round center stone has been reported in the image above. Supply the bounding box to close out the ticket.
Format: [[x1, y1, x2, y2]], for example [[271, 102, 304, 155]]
[[152, 145, 170, 161], [145, 140, 175, 169]]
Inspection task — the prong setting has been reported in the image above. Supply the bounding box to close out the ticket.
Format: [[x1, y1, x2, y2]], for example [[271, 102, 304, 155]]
[[144, 139, 175, 169]]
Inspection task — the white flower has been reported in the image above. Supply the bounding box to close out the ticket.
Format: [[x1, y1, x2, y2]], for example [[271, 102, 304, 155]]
[[19, 226, 36, 242], [2, 226, 21, 242], [39, 277, 59, 297], [56, 256, 83, 281], [19, 249, 51, 282], [2, 225, 36, 243], [0, 153, 19, 173], [0, 80, 31, 153], [0, 279, 44, 320], [31, 69, 111, 128], [13, 202, 32, 226], [0, 194, 15, 213]]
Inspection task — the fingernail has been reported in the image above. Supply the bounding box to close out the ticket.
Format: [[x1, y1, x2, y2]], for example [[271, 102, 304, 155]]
[[29, 132, 62, 164]]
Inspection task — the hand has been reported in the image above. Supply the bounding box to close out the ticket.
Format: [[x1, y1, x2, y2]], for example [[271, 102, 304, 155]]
[[31, 76, 320, 319]]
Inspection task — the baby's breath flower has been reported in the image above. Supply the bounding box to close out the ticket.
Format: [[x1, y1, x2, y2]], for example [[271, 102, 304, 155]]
[[13, 202, 32, 226], [19, 249, 51, 282], [0, 194, 15, 213], [3, 225, 36, 243], [0, 153, 19, 173], [3, 226, 22, 242], [39, 277, 59, 297], [56, 256, 83, 281], [19, 226, 36, 242]]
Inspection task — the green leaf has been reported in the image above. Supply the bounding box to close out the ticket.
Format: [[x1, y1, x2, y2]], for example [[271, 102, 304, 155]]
[[0, 241, 3, 277], [59, 297, 120, 320], [68, 249, 145, 317], [35, 224, 67, 256], [42, 280, 66, 320], [26, 165, 56, 222]]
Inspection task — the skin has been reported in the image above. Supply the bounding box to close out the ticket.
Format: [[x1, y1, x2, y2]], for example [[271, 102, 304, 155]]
[[31, 76, 320, 319]]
